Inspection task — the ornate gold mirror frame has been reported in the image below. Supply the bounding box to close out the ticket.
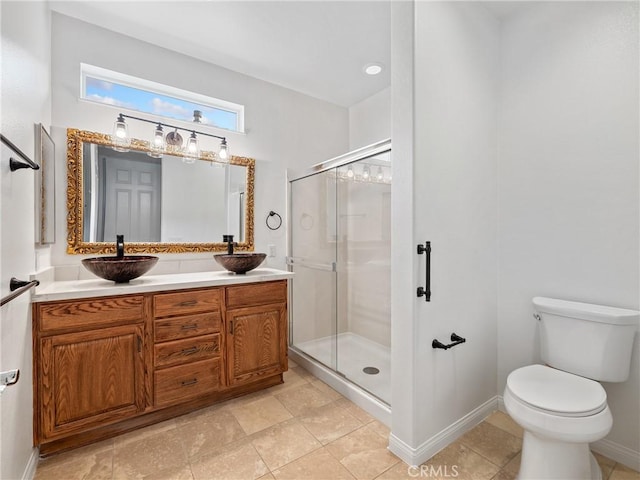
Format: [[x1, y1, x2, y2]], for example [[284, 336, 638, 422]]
[[67, 128, 255, 254]]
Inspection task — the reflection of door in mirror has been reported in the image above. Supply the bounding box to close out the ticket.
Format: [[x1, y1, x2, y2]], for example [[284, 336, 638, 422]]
[[103, 155, 161, 242], [83, 145, 161, 242]]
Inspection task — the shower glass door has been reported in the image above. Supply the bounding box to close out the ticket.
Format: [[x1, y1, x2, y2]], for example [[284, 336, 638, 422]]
[[289, 140, 391, 406], [289, 171, 337, 371], [334, 153, 391, 404]]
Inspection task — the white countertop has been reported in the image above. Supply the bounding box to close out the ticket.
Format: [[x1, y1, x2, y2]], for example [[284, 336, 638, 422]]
[[32, 268, 294, 302]]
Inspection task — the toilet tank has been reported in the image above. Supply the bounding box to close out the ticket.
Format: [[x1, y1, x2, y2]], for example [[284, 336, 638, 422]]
[[534, 297, 639, 382]]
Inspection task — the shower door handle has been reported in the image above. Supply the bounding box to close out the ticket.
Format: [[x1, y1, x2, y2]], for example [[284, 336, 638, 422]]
[[417, 241, 431, 302], [286, 256, 336, 272]]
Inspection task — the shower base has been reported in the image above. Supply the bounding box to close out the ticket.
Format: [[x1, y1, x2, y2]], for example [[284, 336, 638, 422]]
[[294, 332, 391, 405]]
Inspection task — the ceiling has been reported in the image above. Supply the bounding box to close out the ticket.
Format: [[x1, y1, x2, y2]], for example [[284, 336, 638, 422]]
[[49, 1, 392, 108]]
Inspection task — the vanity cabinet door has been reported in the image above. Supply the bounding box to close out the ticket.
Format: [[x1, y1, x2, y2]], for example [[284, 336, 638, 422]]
[[226, 303, 287, 386], [38, 324, 145, 441]]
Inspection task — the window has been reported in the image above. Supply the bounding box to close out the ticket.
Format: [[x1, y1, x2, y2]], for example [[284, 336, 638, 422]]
[[80, 64, 244, 133]]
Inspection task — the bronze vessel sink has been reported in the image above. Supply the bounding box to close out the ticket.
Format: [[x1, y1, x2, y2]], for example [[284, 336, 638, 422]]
[[214, 253, 266, 274], [81, 256, 159, 283]]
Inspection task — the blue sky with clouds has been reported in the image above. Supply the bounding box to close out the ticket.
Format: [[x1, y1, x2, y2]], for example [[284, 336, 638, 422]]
[[85, 77, 238, 131]]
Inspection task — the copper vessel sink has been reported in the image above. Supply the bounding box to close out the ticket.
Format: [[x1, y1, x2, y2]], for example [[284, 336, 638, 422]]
[[214, 253, 266, 274], [81, 256, 159, 283]]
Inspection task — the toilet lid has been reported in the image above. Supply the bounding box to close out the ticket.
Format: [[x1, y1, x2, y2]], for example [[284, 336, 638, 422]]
[[507, 365, 607, 417]]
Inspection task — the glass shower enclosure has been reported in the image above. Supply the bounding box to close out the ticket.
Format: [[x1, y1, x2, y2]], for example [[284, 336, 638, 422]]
[[288, 140, 391, 405]]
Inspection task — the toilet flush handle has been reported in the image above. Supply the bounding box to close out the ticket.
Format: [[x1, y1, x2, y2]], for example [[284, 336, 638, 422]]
[[533, 313, 541, 321]]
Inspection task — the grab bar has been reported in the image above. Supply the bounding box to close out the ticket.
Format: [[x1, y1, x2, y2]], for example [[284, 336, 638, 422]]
[[416, 241, 431, 301], [1, 278, 40, 307], [286, 256, 336, 272]]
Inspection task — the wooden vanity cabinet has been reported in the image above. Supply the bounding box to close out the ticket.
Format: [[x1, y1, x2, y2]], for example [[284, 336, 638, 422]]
[[33, 280, 288, 455], [33, 296, 146, 443], [225, 281, 288, 386]]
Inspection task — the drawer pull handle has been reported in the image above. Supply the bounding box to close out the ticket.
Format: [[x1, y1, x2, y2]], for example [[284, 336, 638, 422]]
[[181, 378, 198, 387], [181, 324, 198, 330], [179, 300, 198, 307], [181, 347, 198, 355]]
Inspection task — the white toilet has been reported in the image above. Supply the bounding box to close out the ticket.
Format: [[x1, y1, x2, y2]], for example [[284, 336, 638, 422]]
[[504, 297, 639, 480]]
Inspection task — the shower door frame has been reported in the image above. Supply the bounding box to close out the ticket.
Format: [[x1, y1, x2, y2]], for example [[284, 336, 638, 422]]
[[286, 138, 392, 407]]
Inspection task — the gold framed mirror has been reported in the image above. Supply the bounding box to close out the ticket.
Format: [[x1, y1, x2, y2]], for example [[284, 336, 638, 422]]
[[66, 128, 254, 254]]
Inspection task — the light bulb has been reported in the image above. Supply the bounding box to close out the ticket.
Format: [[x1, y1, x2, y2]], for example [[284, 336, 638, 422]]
[[362, 166, 370, 180], [148, 124, 164, 158], [183, 131, 199, 164], [346, 165, 354, 178], [218, 138, 229, 163], [377, 166, 384, 181], [112, 114, 130, 152]]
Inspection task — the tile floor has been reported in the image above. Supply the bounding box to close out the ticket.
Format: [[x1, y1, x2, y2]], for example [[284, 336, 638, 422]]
[[35, 361, 640, 480]]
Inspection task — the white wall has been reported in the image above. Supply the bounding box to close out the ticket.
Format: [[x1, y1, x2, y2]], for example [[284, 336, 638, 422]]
[[0, 1, 51, 478], [50, 12, 349, 270], [349, 87, 391, 150], [390, 1, 500, 464], [413, 0, 499, 445], [498, 1, 640, 460]]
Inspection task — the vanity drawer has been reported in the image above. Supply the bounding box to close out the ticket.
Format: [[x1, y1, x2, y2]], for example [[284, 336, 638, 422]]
[[153, 288, 221, 318], [154, 334, 220, 368], [154, 358, 220, 407], [154, 313, 220, 342], [226, 281, 287, 309], [37, 296, 144, 333]]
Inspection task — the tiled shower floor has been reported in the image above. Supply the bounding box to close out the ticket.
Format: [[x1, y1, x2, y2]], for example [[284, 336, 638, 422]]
[[34, 361, 639, 480]]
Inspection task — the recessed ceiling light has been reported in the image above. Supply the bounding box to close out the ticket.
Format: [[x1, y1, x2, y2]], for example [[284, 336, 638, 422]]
[[364, 63, 383, 76]]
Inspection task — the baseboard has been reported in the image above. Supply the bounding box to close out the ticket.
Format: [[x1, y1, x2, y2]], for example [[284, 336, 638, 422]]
[[592, 438, 640, 472], [389, 396, 499, 466], [21, 448, 39, 480], [497, 395, 639, 472]]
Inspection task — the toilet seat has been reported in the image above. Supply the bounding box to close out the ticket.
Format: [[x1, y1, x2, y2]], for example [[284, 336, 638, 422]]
[[507, 364, 607, 417]]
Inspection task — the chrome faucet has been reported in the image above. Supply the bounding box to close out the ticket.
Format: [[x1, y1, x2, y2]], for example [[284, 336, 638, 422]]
[[116, 235, 125, 258], [222, 235, 235, 255]]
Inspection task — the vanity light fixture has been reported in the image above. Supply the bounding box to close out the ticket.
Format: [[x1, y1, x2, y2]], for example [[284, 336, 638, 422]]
[[362, 165, 371, 180], [376, 166, 384, 181], [110, 113, 229, 164]]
